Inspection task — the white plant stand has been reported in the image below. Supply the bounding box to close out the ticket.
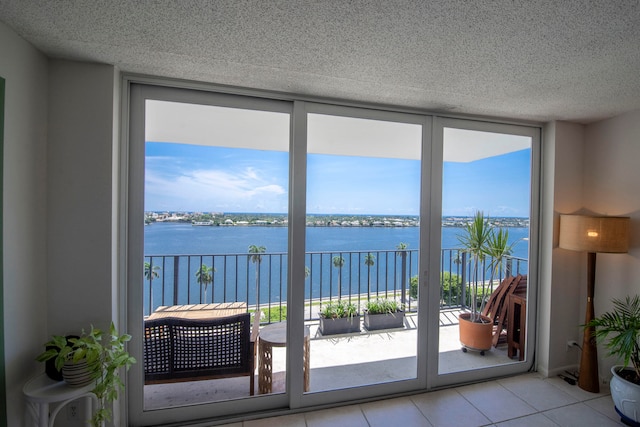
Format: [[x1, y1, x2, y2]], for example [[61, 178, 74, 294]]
[[23, 373, 97, 427]]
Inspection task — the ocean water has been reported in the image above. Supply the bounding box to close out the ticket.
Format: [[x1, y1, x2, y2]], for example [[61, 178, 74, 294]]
[[143, 223, 529, 312], [144, 223, 529, 257]]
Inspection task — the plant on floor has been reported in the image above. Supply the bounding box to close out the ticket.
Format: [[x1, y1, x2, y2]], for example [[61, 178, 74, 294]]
[[588, 295, 640, 384], [457, 211, 492, 322], [587, 295, 640, 424], [36, 322, 136, 427]]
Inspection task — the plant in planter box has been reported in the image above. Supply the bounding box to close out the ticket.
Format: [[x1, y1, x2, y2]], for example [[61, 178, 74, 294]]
[[588, 295, 640, 424], [319, 300, 360, 335], [36, 322, 136, 427], [364, 298, 405, 331]]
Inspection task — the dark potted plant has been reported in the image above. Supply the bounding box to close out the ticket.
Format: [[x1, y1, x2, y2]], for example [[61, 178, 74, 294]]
[[588, 295, 640, 425], [457, 211, 493, 354], [36, 322, 136, 427], [363, 298, 405, 331], [319, 300, 360, 335]]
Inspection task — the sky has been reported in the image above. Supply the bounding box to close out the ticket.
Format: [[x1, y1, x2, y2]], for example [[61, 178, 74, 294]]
[[144, 100, 532, 217], [145, 142, 532, 217]]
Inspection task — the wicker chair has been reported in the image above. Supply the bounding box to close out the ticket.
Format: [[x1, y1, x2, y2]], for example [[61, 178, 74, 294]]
[[144, 313, 254, 395]]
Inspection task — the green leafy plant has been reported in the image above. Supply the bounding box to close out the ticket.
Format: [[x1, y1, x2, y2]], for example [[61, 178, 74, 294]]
[[320, 300, 359, 319], [36, 323, 136, 427], [457, 211, 515, 322], [588, 295, 640, 384], [365, 298, 403, 315]]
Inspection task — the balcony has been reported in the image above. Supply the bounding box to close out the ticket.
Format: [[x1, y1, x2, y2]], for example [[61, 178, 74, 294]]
[[143, 249, 528, 408], [143, 249, 527, 318]]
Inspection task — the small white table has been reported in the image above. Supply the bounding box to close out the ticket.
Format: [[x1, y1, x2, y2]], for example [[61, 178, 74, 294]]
[[23, 373, 98, 427]]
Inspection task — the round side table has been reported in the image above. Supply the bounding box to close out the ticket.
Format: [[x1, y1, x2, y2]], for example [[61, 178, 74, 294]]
[[257, 322, 310, 394], [23, 373, 98, 427]]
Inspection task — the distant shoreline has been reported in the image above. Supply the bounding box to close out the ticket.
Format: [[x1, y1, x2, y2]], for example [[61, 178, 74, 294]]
[[145, 212, 529, 229]]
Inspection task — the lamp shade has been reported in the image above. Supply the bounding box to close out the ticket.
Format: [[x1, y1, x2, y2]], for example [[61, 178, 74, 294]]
[[559, 215, 630, 253]]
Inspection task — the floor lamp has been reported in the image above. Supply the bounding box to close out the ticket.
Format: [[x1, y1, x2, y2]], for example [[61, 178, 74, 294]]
[[558, 214, 629, 393]]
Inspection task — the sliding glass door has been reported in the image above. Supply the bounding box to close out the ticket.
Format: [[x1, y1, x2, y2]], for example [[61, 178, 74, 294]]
[[430, 118, 539, 388], [126, 82, 540, 425], [301, 104, 429, 398]]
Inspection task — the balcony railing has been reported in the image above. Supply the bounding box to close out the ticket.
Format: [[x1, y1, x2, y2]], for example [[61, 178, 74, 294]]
[[143, 249, 528, 320]]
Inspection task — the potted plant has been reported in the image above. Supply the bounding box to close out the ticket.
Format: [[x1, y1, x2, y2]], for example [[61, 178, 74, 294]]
[[363, 298, 405, 331], [457, 211, 505, 354], [319, 300, 360, 335], [36, 322, 136, 427], [588, 295, 640, 425]]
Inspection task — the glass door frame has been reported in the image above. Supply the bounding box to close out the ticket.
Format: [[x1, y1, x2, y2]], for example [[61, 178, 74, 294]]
[[126, 83, 293, 426], [293, 101, 433, 408], [427, 117, 541, 389]]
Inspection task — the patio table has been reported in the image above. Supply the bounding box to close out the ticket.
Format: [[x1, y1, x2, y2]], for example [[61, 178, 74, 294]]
[[147, 302, 247, 320], [258, 322, 310, 394]]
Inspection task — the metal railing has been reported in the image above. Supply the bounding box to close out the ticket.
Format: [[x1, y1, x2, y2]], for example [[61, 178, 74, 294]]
[[143, 249, 528, 320]]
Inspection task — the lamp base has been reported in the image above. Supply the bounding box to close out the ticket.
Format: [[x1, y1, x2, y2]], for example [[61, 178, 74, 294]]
[[578, 252, 600, 393]]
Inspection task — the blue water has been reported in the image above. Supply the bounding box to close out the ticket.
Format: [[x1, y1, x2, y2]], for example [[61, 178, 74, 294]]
[[145, 223, 529, 257], [143, 223, 529, 312]]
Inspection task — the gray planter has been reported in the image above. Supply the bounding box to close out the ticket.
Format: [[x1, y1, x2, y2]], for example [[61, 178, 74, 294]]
[[363, 310, 405, 331], [319, 315, 360, 335]]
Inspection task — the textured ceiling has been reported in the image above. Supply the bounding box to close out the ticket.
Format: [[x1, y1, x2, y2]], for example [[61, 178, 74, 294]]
[[1, 1, 640, 124]]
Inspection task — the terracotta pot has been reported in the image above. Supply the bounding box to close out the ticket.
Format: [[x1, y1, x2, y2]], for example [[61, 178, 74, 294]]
[[459, 312, 493, 353]]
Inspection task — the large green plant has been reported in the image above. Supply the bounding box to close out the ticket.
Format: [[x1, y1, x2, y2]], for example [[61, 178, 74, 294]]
[[588, 295, 640, 384], [484, 227, 515, 286], [457, 211, 515, 322], [36, 323, 136, 427], [457, 211, 492, 321]]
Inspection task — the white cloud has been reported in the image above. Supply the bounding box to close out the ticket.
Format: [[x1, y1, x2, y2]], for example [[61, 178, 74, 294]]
[[145, 166, 287, 211]]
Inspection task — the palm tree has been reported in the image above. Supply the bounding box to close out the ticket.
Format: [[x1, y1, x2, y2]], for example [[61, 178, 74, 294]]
[[144, 262, 161, 311], [364, 253, 376, 300], [457, 211, 492, 321], [332, 255, 345, 298], [249, 245, 266, 311], [396, 243, 408, 303], [195, 263, 215, 302]]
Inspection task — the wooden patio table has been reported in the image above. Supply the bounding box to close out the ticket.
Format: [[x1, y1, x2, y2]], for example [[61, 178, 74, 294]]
[[258, 322, 310, 394], [147, 302, 247, 320]]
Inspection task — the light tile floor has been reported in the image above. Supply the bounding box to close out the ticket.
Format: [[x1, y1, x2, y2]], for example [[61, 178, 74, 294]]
[[219, 373, 625, 427]]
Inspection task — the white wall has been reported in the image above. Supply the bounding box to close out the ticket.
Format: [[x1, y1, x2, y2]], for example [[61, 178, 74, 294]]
[[538, 121, 585, 377], [0, 21, 49, 426], [47, 60, 118, 336], [584, 110, 640, 380]]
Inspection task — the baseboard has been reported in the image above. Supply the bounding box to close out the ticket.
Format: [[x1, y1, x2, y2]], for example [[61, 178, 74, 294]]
[[538, 364, 579, 378]]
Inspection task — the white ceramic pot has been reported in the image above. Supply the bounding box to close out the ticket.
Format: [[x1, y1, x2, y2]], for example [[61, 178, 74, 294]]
[[610, 365, 640, 424]]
